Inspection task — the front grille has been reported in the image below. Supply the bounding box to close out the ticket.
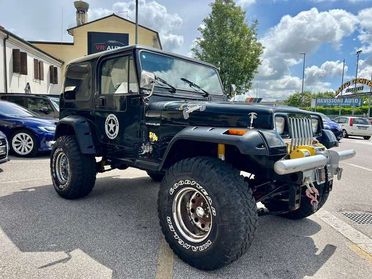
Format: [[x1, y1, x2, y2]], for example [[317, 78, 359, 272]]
[[288, 117, 313, 151]]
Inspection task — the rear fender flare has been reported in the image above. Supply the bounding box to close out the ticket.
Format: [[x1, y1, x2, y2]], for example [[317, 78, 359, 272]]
[[55, 116, 96, 154]]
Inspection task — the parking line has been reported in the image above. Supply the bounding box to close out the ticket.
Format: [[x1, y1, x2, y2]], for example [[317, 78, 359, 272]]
[[345, 163, 372, 172], [155, 237, 174, 279], [317, 210, 372, 257]]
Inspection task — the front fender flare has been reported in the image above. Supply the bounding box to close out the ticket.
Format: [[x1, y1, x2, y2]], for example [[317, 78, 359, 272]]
[[159, 126, 270, 169], [55, 115, 96, 154]]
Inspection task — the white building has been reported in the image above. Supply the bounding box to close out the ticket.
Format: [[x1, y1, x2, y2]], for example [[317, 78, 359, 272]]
[[0, 27, 63, 94]]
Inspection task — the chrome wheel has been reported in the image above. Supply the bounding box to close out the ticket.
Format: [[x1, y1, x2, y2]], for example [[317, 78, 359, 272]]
[[172, 186, 212, 243], [12, 132, 34, 155], [55, 151, 70, 186]]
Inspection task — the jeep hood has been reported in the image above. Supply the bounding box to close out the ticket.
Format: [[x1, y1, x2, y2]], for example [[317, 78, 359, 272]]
[[146, 100, 304, 129]]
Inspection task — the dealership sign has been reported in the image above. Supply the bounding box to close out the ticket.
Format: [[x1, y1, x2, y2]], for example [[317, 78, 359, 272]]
[[315, 98, 362, 107], [335, 78, 372, 97], [88, 32, 129, 54]]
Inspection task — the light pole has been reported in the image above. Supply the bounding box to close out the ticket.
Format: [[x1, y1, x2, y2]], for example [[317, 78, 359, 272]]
[[135, 0, 139, 45], [300, 52, 306, 94], [355, 49, 362, 89], [341, 59, 345, 91]]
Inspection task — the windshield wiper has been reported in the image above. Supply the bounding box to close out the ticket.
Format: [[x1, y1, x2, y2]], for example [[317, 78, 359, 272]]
[[155, 76, 176, 93], [180, 78, 209, 97]]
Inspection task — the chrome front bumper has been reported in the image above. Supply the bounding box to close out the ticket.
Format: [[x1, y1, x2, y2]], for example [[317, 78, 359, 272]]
[[274, 149, 356, 180]]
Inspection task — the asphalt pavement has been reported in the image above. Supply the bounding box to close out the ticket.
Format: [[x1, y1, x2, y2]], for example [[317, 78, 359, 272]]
[[0, 137, 371, 279]]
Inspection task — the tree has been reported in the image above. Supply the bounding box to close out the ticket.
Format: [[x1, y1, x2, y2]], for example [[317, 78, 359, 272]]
[[284, 91, 336, 108], [192, 0, 263, 98]]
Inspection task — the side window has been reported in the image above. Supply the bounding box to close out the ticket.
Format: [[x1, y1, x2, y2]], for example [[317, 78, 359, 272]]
[[100, 56, 138, 95], [64, 63, 91, 101], [2, 96, 25, 107], [27, 98, 53, 115]]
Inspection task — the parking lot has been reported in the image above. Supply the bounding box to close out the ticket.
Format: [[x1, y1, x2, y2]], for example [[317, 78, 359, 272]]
[[0, 138, 371, 279]]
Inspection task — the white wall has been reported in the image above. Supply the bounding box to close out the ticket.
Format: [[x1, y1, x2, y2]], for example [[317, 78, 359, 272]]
[[0, 33, 5, 92], [0, 31, 63, 94]]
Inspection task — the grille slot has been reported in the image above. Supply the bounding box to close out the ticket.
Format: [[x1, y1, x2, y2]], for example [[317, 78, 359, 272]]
[[288, 117, 313, 151]]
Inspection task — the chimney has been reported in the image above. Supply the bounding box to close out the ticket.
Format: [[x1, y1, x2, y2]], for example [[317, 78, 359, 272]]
[[74, 1, 89, 26]]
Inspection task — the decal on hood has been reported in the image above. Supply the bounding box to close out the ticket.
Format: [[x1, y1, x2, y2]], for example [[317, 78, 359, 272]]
[[179, 103, 206, 120]]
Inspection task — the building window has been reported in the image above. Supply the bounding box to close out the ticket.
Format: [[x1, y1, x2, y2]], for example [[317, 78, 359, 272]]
[[49, 65, 58, 84], [12, 49, 27, 75], [33, 59, 44, 80]]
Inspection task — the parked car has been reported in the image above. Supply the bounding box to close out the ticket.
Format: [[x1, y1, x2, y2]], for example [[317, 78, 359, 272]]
[[317, 113, 343, 141], [0, 131, 9, 164], [0, 100, 56, 157], [334, 116, 372, 140], [0, 93, 59, 119]]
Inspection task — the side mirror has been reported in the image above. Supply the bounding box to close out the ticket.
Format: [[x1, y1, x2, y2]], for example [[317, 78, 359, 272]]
[[140, 71, 156, 91], [230, 84, 237, 95]]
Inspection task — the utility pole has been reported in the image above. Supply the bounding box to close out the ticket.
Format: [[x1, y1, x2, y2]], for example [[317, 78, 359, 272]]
[[355, 49, 362, 89], [339, 59, 345, 116], [300, 52, 306, 94], [135, 0, 139, 45]]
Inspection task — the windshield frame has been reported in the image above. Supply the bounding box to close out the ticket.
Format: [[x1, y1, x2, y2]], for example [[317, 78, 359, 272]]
[[137, 49, 225, 97]]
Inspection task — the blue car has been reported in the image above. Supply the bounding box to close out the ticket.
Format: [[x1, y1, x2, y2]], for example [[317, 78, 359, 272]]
[[0, 100, 56, 157], [318, 113, 343, 141]]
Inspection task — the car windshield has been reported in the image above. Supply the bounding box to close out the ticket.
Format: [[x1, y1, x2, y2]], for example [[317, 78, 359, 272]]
[[139, 51, 224, 95], [0, 101, 35, 117], [320, 113, 331, 122], [354, 118, 369, 125], [48, 97, 60, 112]]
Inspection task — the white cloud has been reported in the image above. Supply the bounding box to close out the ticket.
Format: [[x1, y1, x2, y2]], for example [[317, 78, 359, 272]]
[[237, 0, 256, 8], [88, 0, 184, 51], [358, 8, 372, 54], [305, 60, 347, 85], [254, 8, 359, 98]]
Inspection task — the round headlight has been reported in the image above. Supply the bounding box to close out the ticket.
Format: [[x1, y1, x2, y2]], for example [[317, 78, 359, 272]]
[[275, 116, 285, 134], [311, 118, 319, 133]]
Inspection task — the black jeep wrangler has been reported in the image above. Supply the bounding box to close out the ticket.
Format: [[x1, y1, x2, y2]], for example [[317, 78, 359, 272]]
[[51, 45, 355, 270]]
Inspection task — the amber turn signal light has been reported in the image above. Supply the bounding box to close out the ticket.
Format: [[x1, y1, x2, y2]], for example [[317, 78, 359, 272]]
[[225, 129, 247, 136]]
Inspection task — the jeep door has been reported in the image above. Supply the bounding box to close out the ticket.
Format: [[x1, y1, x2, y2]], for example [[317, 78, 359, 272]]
[[95, 53, 143, 158]]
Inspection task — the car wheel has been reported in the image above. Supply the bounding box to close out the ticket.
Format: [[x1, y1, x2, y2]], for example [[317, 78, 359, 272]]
[[10, 129, 38, 157], [158, 157, 257, 270], [51, 136, 96, 199], [363, 136, 371, 140], [342, 129, 348, 138]]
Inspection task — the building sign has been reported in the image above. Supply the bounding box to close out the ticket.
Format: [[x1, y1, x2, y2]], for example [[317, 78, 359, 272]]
[[315, 98, 362, 107], [88, 32, 129, 54], [335, 78, 372, 97]]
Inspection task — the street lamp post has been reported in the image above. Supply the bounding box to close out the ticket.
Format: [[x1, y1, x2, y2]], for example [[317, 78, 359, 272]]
[[300, 52, 306, 94], [355, 50, 362, 89]]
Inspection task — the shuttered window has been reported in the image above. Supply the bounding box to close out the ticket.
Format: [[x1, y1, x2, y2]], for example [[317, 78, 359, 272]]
[[12, 49, 20, 73], [34, 59, 39, 80], [49, 65, 58, 84], [20, 52, 27, 75], [39, 61, 44, 80]]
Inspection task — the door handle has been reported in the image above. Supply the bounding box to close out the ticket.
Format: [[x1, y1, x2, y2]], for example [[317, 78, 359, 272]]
[[98, 96, 106, 106]]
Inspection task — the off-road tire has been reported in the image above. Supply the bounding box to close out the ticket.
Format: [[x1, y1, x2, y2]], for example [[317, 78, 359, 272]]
[[51, 136, 96, 199], [147, 171, 164, 182], [158, 157, 258, 270], [342, 129, 348, 138], [363, 136, 371, 140], [264, 181, 330, 220], [10, 129, 38, 157]]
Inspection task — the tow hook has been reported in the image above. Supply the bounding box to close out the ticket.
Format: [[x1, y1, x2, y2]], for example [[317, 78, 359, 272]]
[[304, 177, 319, 211]]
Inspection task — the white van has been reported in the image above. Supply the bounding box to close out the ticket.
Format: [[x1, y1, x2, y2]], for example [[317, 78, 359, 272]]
[[334, 116, 372, 140]]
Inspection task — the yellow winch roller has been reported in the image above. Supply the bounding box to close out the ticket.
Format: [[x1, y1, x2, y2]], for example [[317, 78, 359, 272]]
[[289, 144, 326, 159]]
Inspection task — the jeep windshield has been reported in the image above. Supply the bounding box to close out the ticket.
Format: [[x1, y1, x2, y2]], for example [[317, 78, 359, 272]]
[[139, 51, 224, 96]]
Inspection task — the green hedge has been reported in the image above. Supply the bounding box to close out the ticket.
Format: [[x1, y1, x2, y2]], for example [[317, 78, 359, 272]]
[[302, 106, 371, 116]]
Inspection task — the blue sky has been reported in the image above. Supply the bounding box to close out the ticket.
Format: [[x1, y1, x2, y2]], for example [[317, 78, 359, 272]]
[[1, 0, 371, 99]]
